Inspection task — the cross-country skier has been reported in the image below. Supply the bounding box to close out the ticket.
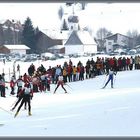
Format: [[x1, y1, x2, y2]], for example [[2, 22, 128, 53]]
[[11, 83, 27, 111], [102, 68, 117, 89], [53, 73, 67, 94], [0, 74, 6, 97], [15, 76, 24, 97], [10, 75, 16, 95], [14, 83, 33, 118]]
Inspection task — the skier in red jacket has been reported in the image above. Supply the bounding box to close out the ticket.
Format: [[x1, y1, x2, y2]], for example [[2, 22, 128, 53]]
[[10, 76, 16, 95], [53, 74, 67, 94]]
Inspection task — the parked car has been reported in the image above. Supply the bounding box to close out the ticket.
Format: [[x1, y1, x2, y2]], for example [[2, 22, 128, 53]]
[[128, 49, 137, 55]]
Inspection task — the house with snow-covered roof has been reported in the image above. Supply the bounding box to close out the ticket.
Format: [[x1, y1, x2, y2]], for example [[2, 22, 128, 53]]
[[0, 45, 30, 55], [104, 33, 133, 53], [35, 30, 63, 53], [64, 30, 97, 55], [41, 29, 70, 45], [0, 19, 23, 45], [39, 29, 71, 54]]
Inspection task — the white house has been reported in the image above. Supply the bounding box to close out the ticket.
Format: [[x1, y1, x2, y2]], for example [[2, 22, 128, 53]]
[[64, 30, 97, 55], [0, 45, 30, 55], [105, 33, 133, 53]]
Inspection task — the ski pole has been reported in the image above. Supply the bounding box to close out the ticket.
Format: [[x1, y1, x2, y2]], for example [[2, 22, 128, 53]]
[[0, 107, 12, 115], [10, 98, 18, 107], [113, 71, 117, 87], [102, 75, 107, 88], [65, 84, 73, 90], [113, 75, 117, 87]]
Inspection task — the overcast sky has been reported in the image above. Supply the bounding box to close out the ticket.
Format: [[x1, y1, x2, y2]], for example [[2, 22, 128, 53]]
[[0, 3, 140, 36]]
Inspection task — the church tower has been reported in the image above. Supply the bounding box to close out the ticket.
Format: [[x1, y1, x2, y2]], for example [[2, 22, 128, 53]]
[[67, 4, 79, 31], [61, 4, 80, 31]]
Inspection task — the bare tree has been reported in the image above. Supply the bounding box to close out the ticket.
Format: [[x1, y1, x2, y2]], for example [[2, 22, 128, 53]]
[[126, 30, 138, 38], [126, 30, 139, 48], [96, 27, 112, 40], [96, 27, 112, 51]]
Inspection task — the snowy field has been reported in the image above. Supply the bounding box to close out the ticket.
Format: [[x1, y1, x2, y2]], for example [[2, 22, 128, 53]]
[[0, 55, 140, 136]]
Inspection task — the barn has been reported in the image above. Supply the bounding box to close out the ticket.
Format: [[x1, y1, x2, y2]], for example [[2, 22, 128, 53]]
[[0, 45, 30, 55]]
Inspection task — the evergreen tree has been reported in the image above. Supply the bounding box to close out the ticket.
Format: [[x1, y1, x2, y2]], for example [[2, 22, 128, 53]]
[[34, 26, 41, 53], [61, 19, 69, 30], [22, 17, 36, 53], [78, 24, 80, 30], [66, 2, 74, 6], [35, 26, 40, 34], [6, 26, 13, 44], [0, 25, 4, 45], [80, 2, 87, 10]]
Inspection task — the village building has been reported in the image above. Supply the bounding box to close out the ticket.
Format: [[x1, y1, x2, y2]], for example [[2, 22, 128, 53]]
[[104, 33, 133, 53], [35, 31, 63, 53], [39, 29, 70, 54], [64, 30, 97, 55], [0, 45, 30, 55], [0, 19, 23, 45]]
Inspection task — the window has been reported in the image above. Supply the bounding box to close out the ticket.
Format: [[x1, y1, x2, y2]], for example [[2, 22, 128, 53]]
[[108, 42, 112, 45]]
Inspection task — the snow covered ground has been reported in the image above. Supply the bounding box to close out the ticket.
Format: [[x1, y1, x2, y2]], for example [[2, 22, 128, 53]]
[[0, 56, 140, 136]]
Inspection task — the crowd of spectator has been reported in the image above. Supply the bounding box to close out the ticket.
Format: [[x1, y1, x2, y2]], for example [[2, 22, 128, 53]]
[[1, 55, 140, 97], [27, 55, 140, 87]]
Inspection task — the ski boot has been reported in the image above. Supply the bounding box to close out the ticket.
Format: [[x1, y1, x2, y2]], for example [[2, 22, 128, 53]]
[[14, 111, 19, 118], [102, 86, 106, 89], [11, 107, 15, 111], [28, 111, 32, 116], [65, 90, 67, 93]]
